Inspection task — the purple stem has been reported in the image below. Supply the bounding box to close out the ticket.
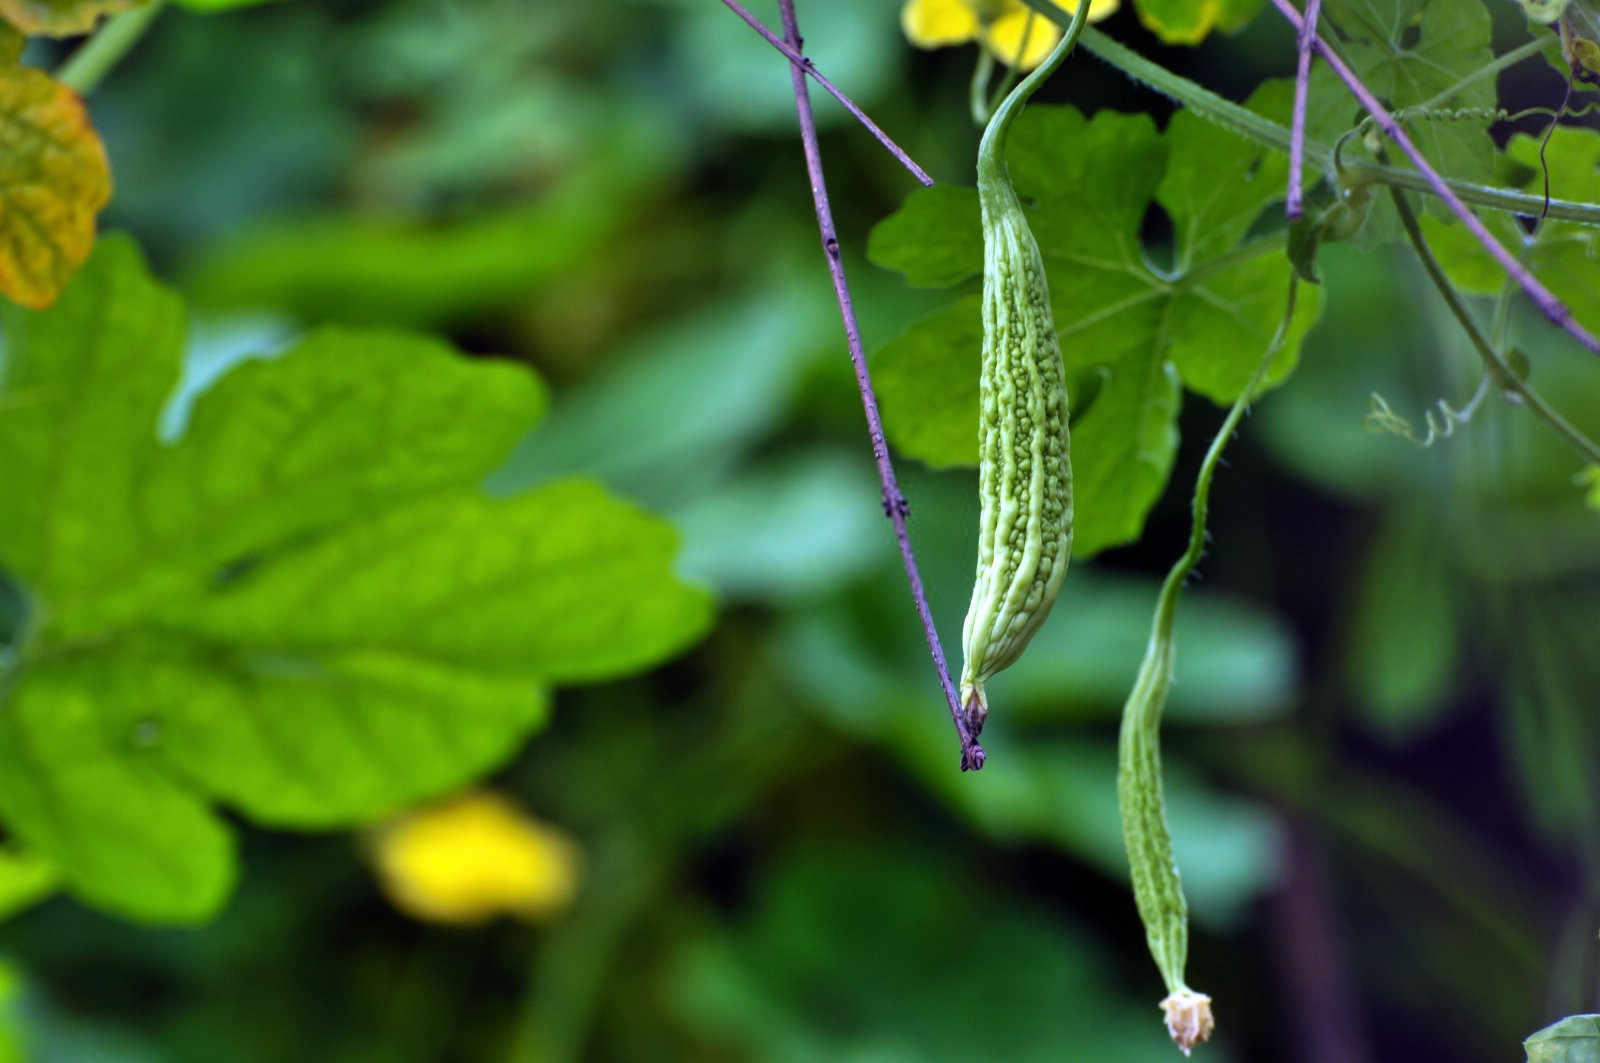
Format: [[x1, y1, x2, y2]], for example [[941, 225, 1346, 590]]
[[776, 0, 984, 771], [1269, 0, 1600, 357], [1286, 0, 1322, 221], [722, 0, 935, 188]]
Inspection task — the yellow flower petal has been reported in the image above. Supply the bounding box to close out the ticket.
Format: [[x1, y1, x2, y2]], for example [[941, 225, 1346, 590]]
[[901, 0, 980, 48], [1068, 0, 1123, 24], [981, 0, 1120, 68], [373, 791, 582, 926], [982, 10, 1061, 69]]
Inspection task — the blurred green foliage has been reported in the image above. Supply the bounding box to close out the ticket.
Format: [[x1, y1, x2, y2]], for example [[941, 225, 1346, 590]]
[[0, 1, 1595, 1061]]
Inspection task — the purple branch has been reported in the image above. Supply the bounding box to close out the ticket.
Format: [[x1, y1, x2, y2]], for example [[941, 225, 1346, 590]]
[[1269, 0, 1600, 357], [776, 0, 984, 771], [723, 0, 935, 188], [1286, 0, 1322, 221]]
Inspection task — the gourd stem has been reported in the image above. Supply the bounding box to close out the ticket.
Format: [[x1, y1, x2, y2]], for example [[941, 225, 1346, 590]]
[[1117, 278, 1297, 1053], [976, 0, 1091, 190]]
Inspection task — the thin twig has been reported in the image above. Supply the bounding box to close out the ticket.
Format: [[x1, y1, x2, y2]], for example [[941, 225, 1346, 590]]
[[722, 0, 935, 188], [775, 0, 983, 770], [1269, 0, 1600, 358], [1287, 0, 1322, 220], [1390, 186, 1600, 465]]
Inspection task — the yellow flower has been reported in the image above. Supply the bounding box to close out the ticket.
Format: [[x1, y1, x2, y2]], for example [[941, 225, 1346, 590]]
[[372, 790, 581, 926], [901, 0, 1120, 70]]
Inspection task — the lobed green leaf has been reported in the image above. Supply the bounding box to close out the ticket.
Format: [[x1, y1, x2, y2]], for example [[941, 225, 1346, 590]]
[[0, 236, 712, 922]]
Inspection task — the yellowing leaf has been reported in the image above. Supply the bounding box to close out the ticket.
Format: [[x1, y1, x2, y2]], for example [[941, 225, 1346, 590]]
[[0, 0, 136, 35], [0, 64, 110, 308], [374, 791, 581, 925]]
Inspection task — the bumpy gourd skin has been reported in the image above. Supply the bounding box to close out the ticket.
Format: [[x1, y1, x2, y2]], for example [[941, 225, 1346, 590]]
[[958, 121, 1073, 736]]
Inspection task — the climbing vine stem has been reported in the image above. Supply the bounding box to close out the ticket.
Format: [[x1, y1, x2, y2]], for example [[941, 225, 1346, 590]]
[[1267, 0, 1600, 357], [1389, 188, 1600, 465]]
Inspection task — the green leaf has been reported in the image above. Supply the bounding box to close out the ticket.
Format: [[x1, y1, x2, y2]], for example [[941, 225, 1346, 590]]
[[868, 90, 1324, 555], [0, 662, 236, 922], [0, 847, 58, 920], [866, 185, 983, 288], [1526, 1014, 1600, 1063], [1070, 349, 1183, 555], [152, 484, 709, 686], [872, 297, 983, 468], [0, 64, 111, 307], [17, 635, 548, 830], [1216, 0, 1268, 31], [1130, 0, 1224, 44], [1324, 0, 1495, 219], [1, 239, 551, 639], [0, 236, 712, 921], [1425, 127, 1600, 336]]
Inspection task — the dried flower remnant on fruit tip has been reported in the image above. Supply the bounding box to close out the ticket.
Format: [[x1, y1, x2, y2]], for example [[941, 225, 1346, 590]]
[[1161, 988, 1215, 1056], [900, 0, 1118, 69]]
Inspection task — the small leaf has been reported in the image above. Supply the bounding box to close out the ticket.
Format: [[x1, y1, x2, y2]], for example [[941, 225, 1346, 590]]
[[0, 0, 135, 35], [0, 64, 110, 307], [1526, 1014, 1600, 1063], [1288, 216, 1324, 284]]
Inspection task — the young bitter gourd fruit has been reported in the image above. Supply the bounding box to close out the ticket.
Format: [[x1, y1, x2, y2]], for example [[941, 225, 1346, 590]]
[[957, 4, 1087, 737]]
